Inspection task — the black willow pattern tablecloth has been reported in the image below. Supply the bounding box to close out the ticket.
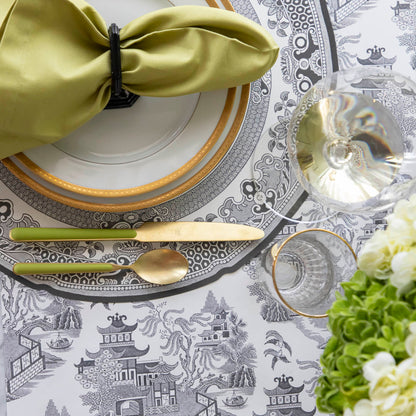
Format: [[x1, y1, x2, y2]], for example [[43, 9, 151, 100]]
[[1, 0, 415, 415]]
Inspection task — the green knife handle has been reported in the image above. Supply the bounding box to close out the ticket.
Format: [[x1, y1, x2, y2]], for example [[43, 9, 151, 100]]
[[10, 228, 137, 241], [13, 262, 116, 275]]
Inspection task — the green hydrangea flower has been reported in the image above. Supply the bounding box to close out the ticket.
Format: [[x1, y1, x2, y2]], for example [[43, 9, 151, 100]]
[[316, 270, 416, 415]]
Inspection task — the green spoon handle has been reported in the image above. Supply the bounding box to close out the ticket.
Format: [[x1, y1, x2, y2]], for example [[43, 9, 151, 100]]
[[13, 262, 117, 275], [10, 228, 137, 241]]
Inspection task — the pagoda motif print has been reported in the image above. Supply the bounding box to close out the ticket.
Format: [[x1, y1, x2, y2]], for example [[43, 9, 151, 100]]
[[327, 0, 370, 23], [74, 313, 181, 416], [351, 46, 397, 99], [356, 46, 397, 70], [391, 1, 410, 17], [195, 309, 230, 348], [5, 333, 45, 394], [253, 374, 316, 416], [357, 211, 388, 248]]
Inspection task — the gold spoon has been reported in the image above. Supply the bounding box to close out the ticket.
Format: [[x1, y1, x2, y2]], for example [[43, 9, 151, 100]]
[[13, 249, 188, 285]]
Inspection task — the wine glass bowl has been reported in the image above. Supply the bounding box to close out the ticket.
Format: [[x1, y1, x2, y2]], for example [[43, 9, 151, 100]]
[[287, 67, 416, 214]]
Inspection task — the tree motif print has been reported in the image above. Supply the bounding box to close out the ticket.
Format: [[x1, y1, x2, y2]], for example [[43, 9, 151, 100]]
[[334, 33, 361, 69], [52, 306, 82, 330], [393, 1, 416, 71], [296, 358, 322, 395], [376, 80, 416, 150], [44, 400, 72, 416], [75, 349, 123, 415], [201, 291, 231, 315], [135, 294, 258, 391], [60, 406, 71, 416], [298, 202, 359, 242], [399, 32, 416, 69], [214, 311, 257, 387], [264, 330, 292, 370], [201, 290, 220, 314], [134, 300, 214, 391], [1, 275, 48, 333], [248, 280, 291, 322], [45, 400, 60, 416]]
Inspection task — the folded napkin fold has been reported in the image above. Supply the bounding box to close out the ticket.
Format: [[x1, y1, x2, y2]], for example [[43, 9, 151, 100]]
[[0, 0, 279, 159]]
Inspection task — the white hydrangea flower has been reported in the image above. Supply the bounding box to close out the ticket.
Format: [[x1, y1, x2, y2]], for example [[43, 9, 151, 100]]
[[387, 217, 416, 249], [342, 198, 416, 415], [390, 250, 416, 291], [362, 352, 396, 385], [344, 399, 376, 416], [357, 230, 393, 279], [390, 194, 416, 221], [406, 323, 416, 363], [357, 196, 416, 290], [348, 351, 416, 416]]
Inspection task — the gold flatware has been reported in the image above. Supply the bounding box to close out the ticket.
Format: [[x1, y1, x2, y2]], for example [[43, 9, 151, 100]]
[[13, 249, 188, 285], [9, 222, 264, 242]]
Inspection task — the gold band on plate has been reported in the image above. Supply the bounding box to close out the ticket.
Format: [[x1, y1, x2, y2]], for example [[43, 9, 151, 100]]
[[2, 0, 250, 211], [11, 0, 238, 198], [13, 88, 236, 198], [271, 228, 357, 319], [3, 84, 250, 212]]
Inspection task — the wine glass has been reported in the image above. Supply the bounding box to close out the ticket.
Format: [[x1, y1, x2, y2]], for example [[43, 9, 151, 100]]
[[251, 67, 416, 222], [263, 228, 357, 318], [287, 66, 416, 214]]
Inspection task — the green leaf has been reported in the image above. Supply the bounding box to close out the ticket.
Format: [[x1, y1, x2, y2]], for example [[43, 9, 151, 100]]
[[367, 281, 386, 296], [394, 321, 406, 340], [403, 286, 416, 306], [315, 269, 416, 415], [360, 338, 380, 354], [388, 302, 412, 320], [343, 271, 368, 291], [364, 295, 389, 310], [384, 285, 399, 300], [391, 342, 407, 358], [355, 309, 370, 321], [375, 338, 391, 351], [324, 337, 340, 354], [342, 383, 370, 407], [362, 324, 379, 339], [336, 356, 360, 376], [381, 325, 393, 341], [326, 391, 348, 413], [343, 343, 360, 358]]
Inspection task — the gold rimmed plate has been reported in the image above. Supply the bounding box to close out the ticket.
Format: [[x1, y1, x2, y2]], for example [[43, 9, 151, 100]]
[[3, 0, 249, 211]]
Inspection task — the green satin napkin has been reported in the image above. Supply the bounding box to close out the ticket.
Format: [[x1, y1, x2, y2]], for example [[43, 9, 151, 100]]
[[0, 0, 279, 160]]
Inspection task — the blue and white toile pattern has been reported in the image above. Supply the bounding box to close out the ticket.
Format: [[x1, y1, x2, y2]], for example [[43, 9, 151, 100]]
[[1, 1, 416, 415]]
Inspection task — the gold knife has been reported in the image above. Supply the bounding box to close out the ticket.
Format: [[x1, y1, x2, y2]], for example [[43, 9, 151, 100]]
[[9, 222, 264, 242]]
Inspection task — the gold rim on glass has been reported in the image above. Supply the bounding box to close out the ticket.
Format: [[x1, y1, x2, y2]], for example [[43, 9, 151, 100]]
[[271, 228, 357, 319]]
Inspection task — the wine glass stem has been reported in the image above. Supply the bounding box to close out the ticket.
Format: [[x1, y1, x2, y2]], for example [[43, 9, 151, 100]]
[[324, 139, 353, 169]]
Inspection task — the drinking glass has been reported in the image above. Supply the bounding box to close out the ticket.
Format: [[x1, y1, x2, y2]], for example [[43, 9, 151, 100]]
[[287, 67, 416, 214], [265, 228, 357, 318], [251, 67, 416, 222]]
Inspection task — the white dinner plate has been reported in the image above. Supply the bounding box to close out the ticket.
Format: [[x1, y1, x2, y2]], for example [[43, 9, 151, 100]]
[[3, 0, 248, 211]]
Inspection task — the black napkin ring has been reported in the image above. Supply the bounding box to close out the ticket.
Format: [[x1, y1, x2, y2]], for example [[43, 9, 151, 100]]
[[105, 23, 139, 109]]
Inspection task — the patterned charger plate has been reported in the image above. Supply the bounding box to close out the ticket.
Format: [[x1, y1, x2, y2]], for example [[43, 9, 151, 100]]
[[0, 0, 336, 300]]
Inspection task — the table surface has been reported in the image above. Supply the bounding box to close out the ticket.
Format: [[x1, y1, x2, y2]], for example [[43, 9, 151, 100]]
[[0, 1, 414, 415]]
